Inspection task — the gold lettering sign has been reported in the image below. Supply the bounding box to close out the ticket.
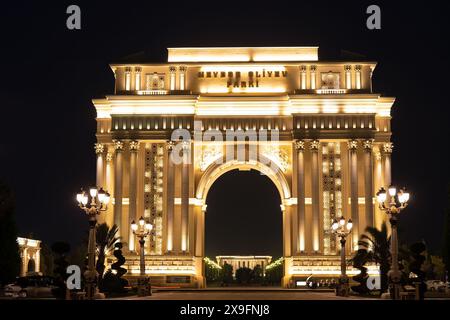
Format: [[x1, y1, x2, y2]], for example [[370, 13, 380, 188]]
[[198, 69, 288, 88]]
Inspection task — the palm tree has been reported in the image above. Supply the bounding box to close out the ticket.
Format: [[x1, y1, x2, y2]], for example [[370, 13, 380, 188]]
[[358, 222, 391, 293], [95, 223, 120, 283]]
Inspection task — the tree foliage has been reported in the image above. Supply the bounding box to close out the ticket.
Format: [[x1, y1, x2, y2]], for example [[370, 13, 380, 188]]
[[50, 241, 71, 299], [0, 181, 21, 285], [95, 223, 120, 283], [235, 267, 252, 284], [265, 257, 284, 285], [220, 262, 233, 286], [443, 186, 450, 276], [357, 222, 391, 293], [101, 242, 128, 293], [351, 249, 371, 294], [204, 257, 222, 282]]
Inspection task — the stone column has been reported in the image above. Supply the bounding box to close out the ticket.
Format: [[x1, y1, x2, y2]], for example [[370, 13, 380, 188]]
[[310, 140, 320, 252], [105, 151, 114, 227], [345, 65, 352, 89], [355, 65, 362, 89], [348, 139, 359, 249], [35, 248, 41, 273], [295, 140, 306, 252], [113, 140, 124, 236], [179, 66, 187, 91], [195, 205, 205, 257], [382, 142, 393, 188], [134, 67, 141, 91], [128, 140, 139, 251], [169, 66, 177, 91], [95, 143, 105, 188], [166, 141, 175, 252], [300, 65, 307, 90], [363, 139, 374, 227], [282, 206, 292, 257], [181, 141, 190, 252], [310, 65, 317, 90], [124, 67, 131, 91]]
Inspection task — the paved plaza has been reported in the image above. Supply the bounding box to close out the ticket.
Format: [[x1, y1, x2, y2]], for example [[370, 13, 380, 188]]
[[115, 288, 378, 300]]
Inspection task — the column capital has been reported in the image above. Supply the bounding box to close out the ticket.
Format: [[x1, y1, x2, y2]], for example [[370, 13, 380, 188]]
[[310, 65, 317, 72], [94, 143, 104, 154], [300, 65, 307, 72], [129, 140, 139, 152], [310, 139, 320, 151], [169, 66, 177, 73], [347, 139, 358, 151], [134, 66, 141, 72], [295, 140, 305, 151], [362, 139, 374, 151], [166, 140, 176, 151], [355, 65, 362, 72], [344, 65, 352, 72], [382, 142, 394, 154], [113, 140, 124, 152], [106, 152, 113, 162], [179, 66, 187, 73]]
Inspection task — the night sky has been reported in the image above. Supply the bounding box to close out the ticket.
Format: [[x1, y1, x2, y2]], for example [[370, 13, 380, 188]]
[[0, 1, 449, 256]]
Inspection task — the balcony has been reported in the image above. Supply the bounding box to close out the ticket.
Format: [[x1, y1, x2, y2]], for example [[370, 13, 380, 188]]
[[136, 89, 168, 95], [316, 89, 347, 94]]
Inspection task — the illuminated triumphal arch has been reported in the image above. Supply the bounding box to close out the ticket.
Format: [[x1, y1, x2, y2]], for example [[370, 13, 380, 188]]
[[92, 47, 394, 287]]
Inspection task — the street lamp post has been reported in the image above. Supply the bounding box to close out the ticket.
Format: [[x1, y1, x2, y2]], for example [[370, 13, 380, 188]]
[[332, 216, 353, 297], [376, 185, 410, 300], [76, 187, 110, 300], [131, 217, 153, 296]]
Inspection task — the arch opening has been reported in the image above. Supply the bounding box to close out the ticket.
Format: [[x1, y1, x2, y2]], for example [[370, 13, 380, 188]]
[[204, 168, 283, 261]]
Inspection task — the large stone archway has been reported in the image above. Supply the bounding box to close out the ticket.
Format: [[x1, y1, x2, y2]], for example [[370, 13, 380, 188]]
[[93, 46, 392, 287], [194, 156, 292, 285]]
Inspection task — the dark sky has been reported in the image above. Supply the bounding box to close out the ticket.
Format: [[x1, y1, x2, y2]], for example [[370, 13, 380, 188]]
[[205, 169, 283, 258], [0, 1, 449, 254]]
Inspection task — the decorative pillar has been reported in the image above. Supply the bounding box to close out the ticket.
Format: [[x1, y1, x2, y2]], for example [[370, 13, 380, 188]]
[[35, 248, 41, 273], [169, 66, 177, 91], [310, 139, 320, 252], [179, 66, 187, 91], [124, 67, 131, 91], [295, 140, 306, 252], [195, 205, 205, 257], [348, 139, 359, 249], [166, 141, 175, 252], [310, 65, 317, 90], [355, 65, 362, 89], [181, 141, 190, 252], [113, 140, 124, 236], [128, 141, 139, 251], [382, 142, 393, 188], [363, 139, 374, 227], [282, 206, 292, 257], [134, 67, 141, 91], [345, 65, 352, 89], [300, 65, 307, 90], [95, 143, 105, 188]]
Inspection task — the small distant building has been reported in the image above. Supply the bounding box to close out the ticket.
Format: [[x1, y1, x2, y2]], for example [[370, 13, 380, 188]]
[[17, 237, 41, 276], [216, 256, 272, 276]]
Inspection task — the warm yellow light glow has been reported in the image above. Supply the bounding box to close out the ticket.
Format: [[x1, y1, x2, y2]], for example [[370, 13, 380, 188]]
[[168, 47, 318, 62], [200, 65, 286, 72], [289, 266, 379, 276]]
